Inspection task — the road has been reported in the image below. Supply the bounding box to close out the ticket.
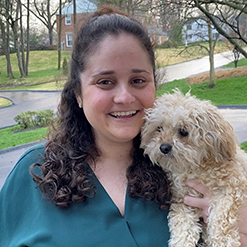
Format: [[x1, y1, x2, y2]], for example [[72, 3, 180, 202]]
[[0, 91, 61, 128], [156, 49, 245, 82]]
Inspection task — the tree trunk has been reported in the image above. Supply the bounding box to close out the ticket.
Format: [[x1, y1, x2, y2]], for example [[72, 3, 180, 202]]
[[47, 0, 53, 45], [206, 4, 216, 88], [49, 28, 53, 45], [0, 18, 14, 79], [25, 0, 30, 75], [12, 0, 25, 77], [73, 0, 77, 34], [19, 1, 27, 77], [58, 0, 62, 70]]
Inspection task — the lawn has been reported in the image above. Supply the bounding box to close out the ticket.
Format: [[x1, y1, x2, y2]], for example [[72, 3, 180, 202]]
[[241, 142, 247, 152], [0, 97, 12, 107], [0, 50, 70, 88], [155, 40, 231, 67], [0, 126, 48, 150], [156, 75, 247, 105]]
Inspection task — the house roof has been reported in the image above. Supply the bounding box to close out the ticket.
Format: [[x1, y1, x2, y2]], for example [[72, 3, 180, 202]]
[[146, 24, 167, 36], [60, 0, 97, 15]]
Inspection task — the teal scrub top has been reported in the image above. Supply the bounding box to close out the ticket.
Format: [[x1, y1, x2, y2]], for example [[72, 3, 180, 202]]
[[0, 143, 170, 247]]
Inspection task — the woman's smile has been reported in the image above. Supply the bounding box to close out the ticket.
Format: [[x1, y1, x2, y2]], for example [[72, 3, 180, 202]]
[[109, 110, 138, 118]]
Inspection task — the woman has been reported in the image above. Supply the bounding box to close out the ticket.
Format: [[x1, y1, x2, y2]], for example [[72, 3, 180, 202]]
[[0, 6, 246, 247]]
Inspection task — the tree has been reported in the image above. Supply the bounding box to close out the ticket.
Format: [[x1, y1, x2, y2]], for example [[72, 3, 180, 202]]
[[24, 0, 60, 45], [0, 0, 30, 78], [10, 0, 26, 77], [98, 0, 148, 16], [153, 0, 246, 88], [73, 0, 77, 34], [192, 0, 247, 58], [0, 0, 14, 79], [58, 0, 62, 70], [205, 4, 218, 88], [25, 0, 30, 75]]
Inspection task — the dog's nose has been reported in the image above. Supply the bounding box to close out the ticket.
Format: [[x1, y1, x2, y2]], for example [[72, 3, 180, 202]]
[[160, 144, 172, 154]]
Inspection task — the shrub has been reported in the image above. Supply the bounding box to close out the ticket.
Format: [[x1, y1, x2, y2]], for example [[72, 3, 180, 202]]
[[14, 109, 56, 129], [158, 40, 179, 49], [14, 111, 36, 129], [36, 110, 56, 127], [62, 57, 69, 75]]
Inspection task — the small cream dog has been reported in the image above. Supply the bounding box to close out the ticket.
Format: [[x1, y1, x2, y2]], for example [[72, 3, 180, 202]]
[[141, 89, 247, 247]]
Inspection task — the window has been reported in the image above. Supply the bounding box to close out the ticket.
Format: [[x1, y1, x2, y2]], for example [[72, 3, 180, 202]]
[[198, 24, 203, 29], [66, 33, 73, 47], [187, 24, 192, 30], [65, 14, 71, 25], [213, 32, 217, 40]]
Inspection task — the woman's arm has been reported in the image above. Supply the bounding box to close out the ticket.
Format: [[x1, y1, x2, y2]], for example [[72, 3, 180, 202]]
[[184, 180, 247, 246]]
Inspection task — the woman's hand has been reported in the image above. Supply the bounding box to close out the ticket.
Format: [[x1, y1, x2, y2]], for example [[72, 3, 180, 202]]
[[239, 202, 247, 246], [183, 180, 211, 223], [184, 179, 247, 246]]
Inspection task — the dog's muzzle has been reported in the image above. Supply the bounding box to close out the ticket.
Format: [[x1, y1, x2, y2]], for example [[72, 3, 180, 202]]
[[160, 144, 172, 154]]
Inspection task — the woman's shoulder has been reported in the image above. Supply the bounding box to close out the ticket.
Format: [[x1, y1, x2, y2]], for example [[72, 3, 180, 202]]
[[16, 142, 46, 165]]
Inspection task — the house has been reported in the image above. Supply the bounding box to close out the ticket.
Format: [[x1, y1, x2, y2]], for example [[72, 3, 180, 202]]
[[56, 0, 97, 51], [182, 18, 220, 45], [146, 24, 167, 45], [56, 0, 167, 49]]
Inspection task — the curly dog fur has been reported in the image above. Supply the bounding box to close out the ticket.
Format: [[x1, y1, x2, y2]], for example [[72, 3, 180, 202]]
[[141, 89, 247, 247]]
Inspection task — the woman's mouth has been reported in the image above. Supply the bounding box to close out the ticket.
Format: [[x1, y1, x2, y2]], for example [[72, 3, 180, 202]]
[[110, 110, 138, 118]]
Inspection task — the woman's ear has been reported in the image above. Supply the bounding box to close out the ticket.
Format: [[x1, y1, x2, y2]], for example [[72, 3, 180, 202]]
[[76, 96, 82, 108]]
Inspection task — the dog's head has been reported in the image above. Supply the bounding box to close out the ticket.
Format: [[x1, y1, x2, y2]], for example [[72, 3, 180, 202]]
[[141, 89, 237, 170]]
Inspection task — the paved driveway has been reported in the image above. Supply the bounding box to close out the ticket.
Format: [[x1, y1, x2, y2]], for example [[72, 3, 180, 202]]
[[0, 91, 61, 128]]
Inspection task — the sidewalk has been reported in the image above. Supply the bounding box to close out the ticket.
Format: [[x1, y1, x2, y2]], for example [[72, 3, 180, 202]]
[[0, 141, 45, 189]]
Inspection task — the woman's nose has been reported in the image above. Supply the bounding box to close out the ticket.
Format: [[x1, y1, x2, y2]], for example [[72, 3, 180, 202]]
[[113, 85, 135, 104]]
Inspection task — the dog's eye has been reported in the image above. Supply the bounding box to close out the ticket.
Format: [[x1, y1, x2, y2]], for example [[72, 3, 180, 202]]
[[157, 126, 163, 132], [179, 128, 188, 137]]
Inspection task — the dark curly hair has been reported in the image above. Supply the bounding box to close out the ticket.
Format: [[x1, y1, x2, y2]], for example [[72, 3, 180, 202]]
[[30, 6, 171, 209]]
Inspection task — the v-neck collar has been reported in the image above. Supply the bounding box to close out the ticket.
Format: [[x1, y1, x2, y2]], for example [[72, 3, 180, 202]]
[[89, 166, 129, 218]]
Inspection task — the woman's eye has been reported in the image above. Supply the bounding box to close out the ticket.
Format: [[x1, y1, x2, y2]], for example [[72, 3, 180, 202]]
[[97, 79, 113, 86], [132, 78, 145, 84]]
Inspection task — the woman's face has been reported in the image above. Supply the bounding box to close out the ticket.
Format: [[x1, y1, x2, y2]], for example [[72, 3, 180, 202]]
[[77, 33, 156, 147]]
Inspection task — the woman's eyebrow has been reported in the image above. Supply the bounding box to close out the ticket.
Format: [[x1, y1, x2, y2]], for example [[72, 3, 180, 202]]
[[92, 69, 150, 77], [131, 69, 150, 74], [92, 70, 115, 77]]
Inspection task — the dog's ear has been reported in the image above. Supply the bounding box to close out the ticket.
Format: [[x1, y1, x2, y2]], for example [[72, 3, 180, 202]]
[[192, 107, 237, 162]]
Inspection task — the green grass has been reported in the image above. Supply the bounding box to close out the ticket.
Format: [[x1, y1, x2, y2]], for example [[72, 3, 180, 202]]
[[223, 58, 247, 68], [241, 142, 247, 152], [156, 76, 247, 105], [0, 126, 48, 150], [0, 50, 70, 88], [0, 98, 12, 107], [155, 40, 231, 67]]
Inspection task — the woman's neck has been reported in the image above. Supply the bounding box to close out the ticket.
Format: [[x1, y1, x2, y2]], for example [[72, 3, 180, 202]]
[[94, 138, 133, 169]]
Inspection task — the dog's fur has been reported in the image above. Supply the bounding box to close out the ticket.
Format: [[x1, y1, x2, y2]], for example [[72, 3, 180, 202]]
[[141, 89, 247, 247]]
